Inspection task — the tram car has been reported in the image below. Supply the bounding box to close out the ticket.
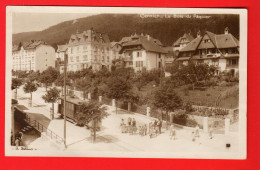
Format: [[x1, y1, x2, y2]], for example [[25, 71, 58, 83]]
[[58, 96, 101, 129]]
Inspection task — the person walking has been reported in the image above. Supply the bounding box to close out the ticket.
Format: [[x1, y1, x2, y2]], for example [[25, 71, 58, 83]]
[[158, 119, 162, 134], [169, 124, 176, 140], [128, 117, 132, 126], [195, 125, 200, 139]]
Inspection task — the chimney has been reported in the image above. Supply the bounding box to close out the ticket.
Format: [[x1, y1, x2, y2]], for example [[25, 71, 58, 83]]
[[197, 31, 201, 38], [225, 27, 229, 34]]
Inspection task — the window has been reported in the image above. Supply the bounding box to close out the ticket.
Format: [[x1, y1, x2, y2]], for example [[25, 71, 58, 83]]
[[231, 59, 237, 65], [107, 56, 109, 62], [83, 55, 87, 61], [136, 61, 143, 67], [137, 52, 140, 57], [70, 56, 74, 62], [83, 45, 88, 50], [76, 56, 79, 62]]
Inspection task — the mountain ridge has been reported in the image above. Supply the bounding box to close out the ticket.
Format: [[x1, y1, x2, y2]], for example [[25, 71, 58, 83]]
[[12, 14, 239, 49]]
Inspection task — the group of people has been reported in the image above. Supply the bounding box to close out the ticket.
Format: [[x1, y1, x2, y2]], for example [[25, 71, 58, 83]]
[[120, 117, 213, 142], [11, 131, 23, 150], [120, 117, 137, 134], [120, 117, 163, 138]]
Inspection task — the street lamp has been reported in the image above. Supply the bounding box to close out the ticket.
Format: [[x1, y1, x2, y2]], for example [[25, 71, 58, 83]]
[[63, 51, 68, 148]]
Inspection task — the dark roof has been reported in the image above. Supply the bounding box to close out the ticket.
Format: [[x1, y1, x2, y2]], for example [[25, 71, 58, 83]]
[[60, 96, 87, 105], [119, 34, 163, 47], [180, 31, 239, 52], [12, 40, 49, 52], [173, 33, 194, 46], [180, 37, 202, 52], [120, 35, 166, 54], [68, 29, 110, 46]]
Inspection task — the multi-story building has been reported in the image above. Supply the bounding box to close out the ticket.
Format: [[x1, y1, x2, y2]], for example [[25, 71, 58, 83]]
[[12, 40, 56, 72], [67, 29, 111, 72], [55, 44, 68, 73], [177, 28, 239, 75], [172, 33, 194, 56], [110, 42, 123, 61], [119, 34, 166, 72]]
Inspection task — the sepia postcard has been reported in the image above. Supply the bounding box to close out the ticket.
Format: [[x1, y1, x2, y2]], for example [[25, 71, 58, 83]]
[[5, 6, 247, 159]]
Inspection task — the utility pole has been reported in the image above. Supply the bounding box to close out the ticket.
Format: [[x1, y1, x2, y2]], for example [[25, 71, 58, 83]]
[[63, 52, 68, 148]]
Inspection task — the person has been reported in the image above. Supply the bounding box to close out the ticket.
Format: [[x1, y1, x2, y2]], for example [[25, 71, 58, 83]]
[[169, 124, 175, 140], [195, 125, 200, 138], [128, 117, 132, 126], [158, 119, 162, 134], [120, 118, 125, 127], [19, 131, 23, 146], [143, 124, 147, 136], [132, 118, 136, 127], [191, 131, 195, 142], [15, 138, 19, 150], [209, 126, 213, 139]]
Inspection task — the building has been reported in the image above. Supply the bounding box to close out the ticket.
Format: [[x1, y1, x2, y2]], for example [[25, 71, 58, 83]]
[[55, 44, 68, 73], [12, 40, 56, 72], [56, 44, 68, 61], [172, 33, 194, 56], [177, 28, 239, 75], [110, 42, 123, 61], [67, 29, 111, 72], [119, 34, 167, 72]]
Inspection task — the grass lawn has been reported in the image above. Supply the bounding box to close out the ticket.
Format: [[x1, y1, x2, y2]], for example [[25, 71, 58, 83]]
[[135, 82, 239, 109]]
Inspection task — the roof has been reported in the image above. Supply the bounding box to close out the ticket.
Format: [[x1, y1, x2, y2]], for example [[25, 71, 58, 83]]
[[119, 34, 163, 47], [68, 29, 110, 46], [60, 96, 87, 105], [119, 34, 166, 54], [180, 37, 202, 52], [12, 40, 49, 52], [57, 45, 68, 52], [180, 31, 239, 52], [173, 33, 194, 46]]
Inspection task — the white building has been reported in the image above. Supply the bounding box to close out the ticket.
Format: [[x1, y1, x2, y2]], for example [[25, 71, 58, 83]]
[[119, 34, 167, 72], [12, 40, 56, 72], [67, 29, 111, 72], [177, 28, 239, 75]]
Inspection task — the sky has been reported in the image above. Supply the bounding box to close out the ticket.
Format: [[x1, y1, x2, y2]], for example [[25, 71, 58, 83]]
[[12, 13, 94, 34]]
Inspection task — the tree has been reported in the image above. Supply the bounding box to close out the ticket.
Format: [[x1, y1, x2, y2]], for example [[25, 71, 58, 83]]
[[106, 76, 132, 114], [55, 73, 71, 95], [39, 67, 59, 91], [42, 87, 60, 120], [12, 78, 22, 99], [75, 77, 92, 99], [23, 82, 38, 107], [152, 84, 182, 127], [76, 101, 108, 143], [27, 71, 40, 82], [178, 61, 216, 90]]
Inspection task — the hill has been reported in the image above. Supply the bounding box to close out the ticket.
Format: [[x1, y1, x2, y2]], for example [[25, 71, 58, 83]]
[[12, 14, 239, 49]]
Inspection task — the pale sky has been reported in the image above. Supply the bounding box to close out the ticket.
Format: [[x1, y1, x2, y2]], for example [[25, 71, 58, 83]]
[[12, 13, 94, 34]]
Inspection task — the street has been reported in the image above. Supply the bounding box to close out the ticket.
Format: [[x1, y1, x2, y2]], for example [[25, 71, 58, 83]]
[[14, 85, 239, 154]]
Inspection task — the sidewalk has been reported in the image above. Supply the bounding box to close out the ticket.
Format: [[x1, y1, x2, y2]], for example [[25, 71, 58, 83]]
[[14, 86, 240, 153]]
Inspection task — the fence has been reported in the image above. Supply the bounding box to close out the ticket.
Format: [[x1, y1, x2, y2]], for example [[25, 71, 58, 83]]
[[24, 114, 64, 144]]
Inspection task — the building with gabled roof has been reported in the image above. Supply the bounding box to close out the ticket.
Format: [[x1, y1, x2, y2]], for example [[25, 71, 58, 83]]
[[119, 34, 167, 72], [12, 40, 55, 72], [67, 29, 111, 72], [172, 33, 194, 56], [177, 27, 239, 75]]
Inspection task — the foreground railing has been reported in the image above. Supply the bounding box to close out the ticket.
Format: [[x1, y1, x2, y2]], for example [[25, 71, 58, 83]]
[[24, 115, 64, 144]]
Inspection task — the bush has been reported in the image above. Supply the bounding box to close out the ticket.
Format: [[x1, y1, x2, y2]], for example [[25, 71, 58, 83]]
[[183, 88, 189, 96], [172, 110, 198, 127]]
